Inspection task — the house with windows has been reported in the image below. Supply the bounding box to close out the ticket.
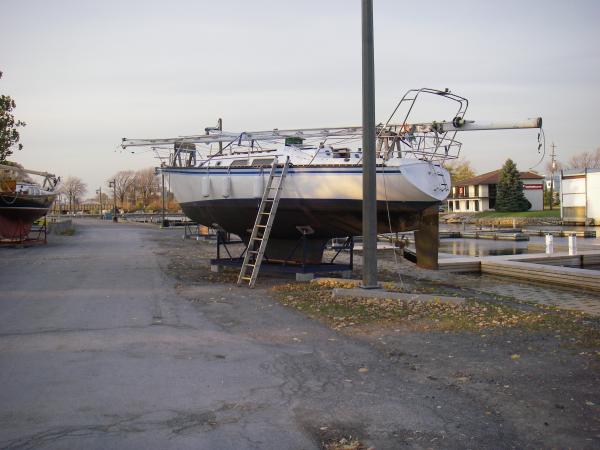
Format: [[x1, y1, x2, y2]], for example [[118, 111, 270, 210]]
[[447, 169, 544, 213]]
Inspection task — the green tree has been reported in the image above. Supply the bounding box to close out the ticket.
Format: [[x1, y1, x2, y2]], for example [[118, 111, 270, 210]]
[[495, 159, 531, 212], [0, 71, 26, 163], [444, 158, 476, 184]]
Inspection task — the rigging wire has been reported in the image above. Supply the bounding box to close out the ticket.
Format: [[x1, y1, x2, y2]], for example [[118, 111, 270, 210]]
[[528, 128, 546, 171], [381, 154, 406, 291]]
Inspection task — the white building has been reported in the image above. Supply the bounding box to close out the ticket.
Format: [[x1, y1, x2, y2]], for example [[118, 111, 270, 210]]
[[560, 168, 600, 225], [447, 170, 544, 213]]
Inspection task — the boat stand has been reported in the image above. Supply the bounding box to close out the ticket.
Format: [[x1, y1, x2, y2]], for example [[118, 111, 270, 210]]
[[0, 215, 48, 247], [182, 222, 216, 240], [210, 232, 354, 282]]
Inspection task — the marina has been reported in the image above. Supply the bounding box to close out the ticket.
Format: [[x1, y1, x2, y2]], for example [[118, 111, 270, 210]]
[[2, 1, 599, 448]]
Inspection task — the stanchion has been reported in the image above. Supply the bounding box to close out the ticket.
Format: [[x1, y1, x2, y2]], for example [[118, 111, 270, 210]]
[[545, 233, 554, 254], [568, 233, 577, 255]]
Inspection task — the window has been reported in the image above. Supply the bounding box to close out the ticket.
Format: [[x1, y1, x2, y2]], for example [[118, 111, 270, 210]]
[[473, 185, 479, 197], [488, 184, 497, 209], [251, 158, 275, 167], [466, 200, 470, 210], [474, 200, 479, 211], [230, 159, 249, 167]]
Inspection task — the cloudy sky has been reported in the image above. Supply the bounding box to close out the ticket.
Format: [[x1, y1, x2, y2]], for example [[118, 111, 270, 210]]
[[2, 0, 599, 195]]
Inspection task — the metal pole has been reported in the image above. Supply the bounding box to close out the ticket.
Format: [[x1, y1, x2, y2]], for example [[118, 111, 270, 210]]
[[161, 169, 166, 227], [361, 0, 378, 288], [549, 142, 556, 210], [112, 179, 117, 222], [97, 187, 102, 217], [218, 118, 223, 153]]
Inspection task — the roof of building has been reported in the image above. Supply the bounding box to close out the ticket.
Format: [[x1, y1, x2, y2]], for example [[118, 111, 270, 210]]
[[456, 169, 544, 186], [561, 168, 600, 177]]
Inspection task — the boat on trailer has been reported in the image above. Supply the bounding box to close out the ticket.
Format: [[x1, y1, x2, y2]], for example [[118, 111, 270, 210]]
[[122, 88, 542, 270]]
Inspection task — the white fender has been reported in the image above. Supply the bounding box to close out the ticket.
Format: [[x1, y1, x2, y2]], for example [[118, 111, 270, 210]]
[[253, 172, 264, 198], [202, 175, 210, 198], [222, 176, 231, 198]]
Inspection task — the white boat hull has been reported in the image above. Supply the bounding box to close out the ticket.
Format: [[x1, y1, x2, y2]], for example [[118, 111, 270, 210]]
[[164, 160, 449, 241]]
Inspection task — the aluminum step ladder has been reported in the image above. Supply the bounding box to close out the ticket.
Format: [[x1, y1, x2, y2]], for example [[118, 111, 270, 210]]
[[237, 156, 290, 287]]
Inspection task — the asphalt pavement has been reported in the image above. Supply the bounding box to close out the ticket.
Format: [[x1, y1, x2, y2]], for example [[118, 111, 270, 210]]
[[0, 219, 546, 449]]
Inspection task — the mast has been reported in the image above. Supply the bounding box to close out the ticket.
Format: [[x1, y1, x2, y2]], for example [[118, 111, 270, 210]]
[[0, 163, 56, 179], [120, 119, 542, 148]]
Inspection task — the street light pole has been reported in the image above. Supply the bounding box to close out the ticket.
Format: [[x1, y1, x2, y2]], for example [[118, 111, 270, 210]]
[[108, 179, 117, 222], [549, 142, 557, 211], [361, 0, 378, 288], [161, 162, 168, 227], [96, 187, 102, 217]]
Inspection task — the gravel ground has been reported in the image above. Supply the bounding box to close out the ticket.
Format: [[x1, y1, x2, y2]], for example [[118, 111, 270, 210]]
[[160, 231, 600, 449], [3, 220, 596, 449]]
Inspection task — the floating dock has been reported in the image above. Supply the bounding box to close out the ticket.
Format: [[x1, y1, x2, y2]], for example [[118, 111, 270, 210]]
[[439, 228, 596, 241], [439, 230, 529, 241], [520, 229, 596, 238], [439, 250, 600, 292]]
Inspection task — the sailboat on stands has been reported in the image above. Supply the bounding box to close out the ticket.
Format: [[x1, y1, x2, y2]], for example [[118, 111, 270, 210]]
[[0, 164, 59, 241], [122, 88, 542, 271]]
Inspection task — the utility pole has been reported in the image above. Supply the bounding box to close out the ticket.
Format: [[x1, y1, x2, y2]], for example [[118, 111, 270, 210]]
[[361, 0, 378, 288], [549, 142, 557, 210], [108, 179, 117, 222], [96, 187, 102, 217]]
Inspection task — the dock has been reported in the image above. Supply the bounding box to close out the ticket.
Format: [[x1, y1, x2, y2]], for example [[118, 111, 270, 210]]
[[520, 229, 596, 238], [439, 230, 529, 241], [439, 228, 596, 241], [439, 250, 600, 292]]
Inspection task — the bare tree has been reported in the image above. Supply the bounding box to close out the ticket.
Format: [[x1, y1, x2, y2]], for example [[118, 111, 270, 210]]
[[59, 176, 87, 214], [108, 170, 135, 210], [133, 168, 159, 210], [544, 159, 563, 174], [567, 148, 600, 169]]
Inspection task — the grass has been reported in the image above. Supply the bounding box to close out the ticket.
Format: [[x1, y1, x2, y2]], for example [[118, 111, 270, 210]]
[[473, 209, 561, 218], [271, 280, 600, 351], [323, 438, 363, 450]]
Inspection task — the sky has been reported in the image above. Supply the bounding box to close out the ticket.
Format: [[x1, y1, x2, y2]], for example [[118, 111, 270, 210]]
[[2, 0, 599, 196]]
